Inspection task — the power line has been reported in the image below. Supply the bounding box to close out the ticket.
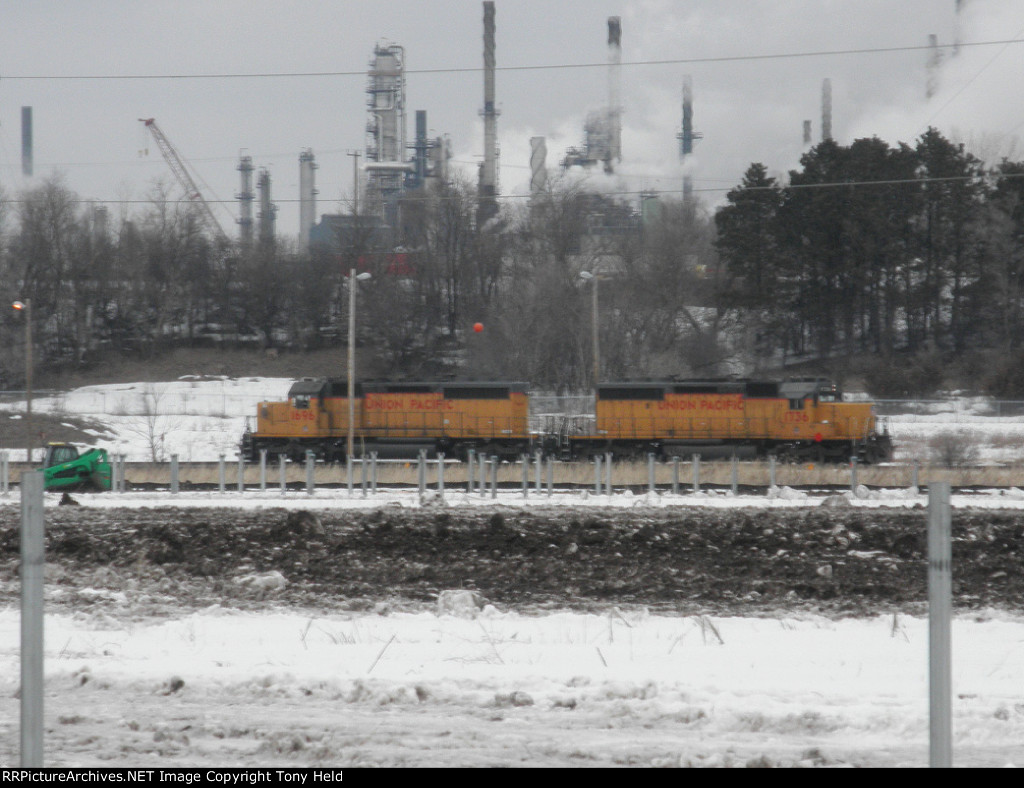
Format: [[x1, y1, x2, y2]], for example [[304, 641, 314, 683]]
[[1, 38, 1021, 81], [0, 170, 1015, 210], [924, 25, 1024, 130]]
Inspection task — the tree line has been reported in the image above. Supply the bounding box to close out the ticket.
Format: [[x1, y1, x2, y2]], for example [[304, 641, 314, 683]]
[[3, 127, 1024, 397], [717, 128, 1024, 396]]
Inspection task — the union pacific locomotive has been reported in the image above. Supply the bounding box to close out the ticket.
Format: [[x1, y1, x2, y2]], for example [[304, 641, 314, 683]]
[[242, 377, 893, 464]]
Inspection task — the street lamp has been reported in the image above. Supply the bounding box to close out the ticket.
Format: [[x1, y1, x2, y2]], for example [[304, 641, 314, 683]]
[[346, 269, 372, 460], [579, 272, 600, 384], [12, 300, 32, 464]]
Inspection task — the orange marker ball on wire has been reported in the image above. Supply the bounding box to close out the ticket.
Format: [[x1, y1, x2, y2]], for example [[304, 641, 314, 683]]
[[473, 322, 484, 334]]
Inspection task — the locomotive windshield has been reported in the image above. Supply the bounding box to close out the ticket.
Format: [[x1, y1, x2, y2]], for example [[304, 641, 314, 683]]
[[779, 378, 842, 403], [287, 379, 328, 410]]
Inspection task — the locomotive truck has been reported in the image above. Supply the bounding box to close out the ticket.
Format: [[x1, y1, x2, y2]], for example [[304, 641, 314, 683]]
[[242, 376, 892, 465]]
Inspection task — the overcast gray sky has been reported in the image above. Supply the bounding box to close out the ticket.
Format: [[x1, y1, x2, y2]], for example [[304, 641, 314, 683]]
[[0, 0, 1020, 238]]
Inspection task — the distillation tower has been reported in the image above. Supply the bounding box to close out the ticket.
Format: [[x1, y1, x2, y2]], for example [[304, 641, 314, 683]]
[[365, 43, 412, 222], [237, 155, 255, 251], [562, 17, 623, 173]]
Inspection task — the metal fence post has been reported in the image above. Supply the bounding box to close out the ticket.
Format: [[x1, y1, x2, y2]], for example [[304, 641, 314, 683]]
[[731, 454, 739, 496], [594, 455, 602, 495], [467, 449, 475, 494], [20, 470, 44, 767], [928, 482, 953, 769], [418, 450, 426, 498], [237, 456, 245, 493], [437, 453, 445, 499], [672, 457, 679, 495], [692, 454, 701, 494], [306, 451, 315, 495], [547, 457, 554, 497], [279, 455, 287, 494], [361, 455, 368, 497], [521, 455, 529, 499], [1, 451, 8, 496], [371, 452, 378, 495], [346, 456, 353, 496], [259, 450, 267, 491], [535, 450, 543, 493], [648, 453, 656, 494], [170, 454, 179, 495], [218, 454, 226, 493], [490, 456, 498, 500], [605, 452, 612, 496], [769, 455, 777, 489], [479, 456, 487, 498], [850, 456, 859, 493]]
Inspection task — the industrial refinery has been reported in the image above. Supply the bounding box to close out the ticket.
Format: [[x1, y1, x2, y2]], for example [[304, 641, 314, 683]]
[[4, 0, 979, 253]]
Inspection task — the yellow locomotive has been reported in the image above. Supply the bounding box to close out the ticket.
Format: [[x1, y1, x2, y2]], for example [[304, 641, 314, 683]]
[[244, 379, 532, 462], [564, 378, 891, 463], [242, 376, 892, 464]]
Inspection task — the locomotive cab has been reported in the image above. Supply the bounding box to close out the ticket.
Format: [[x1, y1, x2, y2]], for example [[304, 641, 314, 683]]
[[248, 378, 362, 461], [779, 378, 890, 462]]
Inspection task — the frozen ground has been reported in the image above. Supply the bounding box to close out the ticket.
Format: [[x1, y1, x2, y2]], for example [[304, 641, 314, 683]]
[[1, 499, 1022, 768], [1, 606, 1023, 768]]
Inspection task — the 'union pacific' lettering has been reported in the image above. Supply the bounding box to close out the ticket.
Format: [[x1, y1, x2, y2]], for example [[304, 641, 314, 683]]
[[364, 394, 455, 412], [658, 395, 745, 413]]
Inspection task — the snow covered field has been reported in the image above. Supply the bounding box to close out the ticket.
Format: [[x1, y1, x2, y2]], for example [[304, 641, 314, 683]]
[[1, 605, 1022, 767]]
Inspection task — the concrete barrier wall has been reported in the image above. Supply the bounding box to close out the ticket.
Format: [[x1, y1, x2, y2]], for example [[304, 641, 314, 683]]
[[1, 459, 1020, 490]]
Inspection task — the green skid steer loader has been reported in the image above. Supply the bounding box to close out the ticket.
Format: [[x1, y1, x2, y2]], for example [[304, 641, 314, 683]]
[[43, 443, 113, 492]]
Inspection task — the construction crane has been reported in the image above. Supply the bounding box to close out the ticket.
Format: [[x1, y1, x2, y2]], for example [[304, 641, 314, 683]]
[[139, 118, 231, 246]]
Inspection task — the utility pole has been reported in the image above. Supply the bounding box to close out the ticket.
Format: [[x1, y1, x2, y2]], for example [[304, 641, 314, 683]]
[[579, 272, 600, 384], [347, 151, 361, 215], [12, 300, 32, 464]]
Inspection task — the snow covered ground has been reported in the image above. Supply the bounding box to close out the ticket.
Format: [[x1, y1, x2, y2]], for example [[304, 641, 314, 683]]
[[1, 605, 1022, 767], [0, 377, 294, 463]]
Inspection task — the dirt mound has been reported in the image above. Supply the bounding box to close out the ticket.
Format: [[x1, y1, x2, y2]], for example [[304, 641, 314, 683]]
[[1, 505, 1022, 618]]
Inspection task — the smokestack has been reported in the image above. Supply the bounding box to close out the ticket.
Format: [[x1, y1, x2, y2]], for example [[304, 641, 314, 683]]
[[927, 34, 943, 99], [299, 149, 318, 252], [414, 110, 428, 188], [822, 79, 833, 142], [682, 76, 694, 200], [530, 137, 547, 195], [954, 0, 966, 55], [237, 155, 255, 251], [257, 168, 277, 246], [803, 120, 813, 147], [679, 76, 703, 202], [478, 1, 499, 225], [607, 16, 622, 172], [21, 107, 33, 177]]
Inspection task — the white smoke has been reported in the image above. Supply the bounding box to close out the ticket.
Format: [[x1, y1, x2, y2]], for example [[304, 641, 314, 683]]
[[849, 0, 1024, 164]]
